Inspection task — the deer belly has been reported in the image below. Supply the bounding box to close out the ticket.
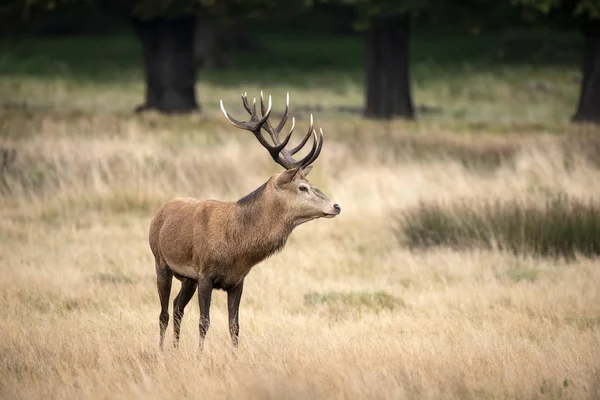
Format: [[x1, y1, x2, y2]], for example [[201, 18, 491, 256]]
[[165, 261, 198, 279], [159, 242, 198, 279]]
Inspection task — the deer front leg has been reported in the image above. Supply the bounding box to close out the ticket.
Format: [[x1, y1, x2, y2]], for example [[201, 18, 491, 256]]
[[227, 280, 244, 347], [197, 278, 213, 350]]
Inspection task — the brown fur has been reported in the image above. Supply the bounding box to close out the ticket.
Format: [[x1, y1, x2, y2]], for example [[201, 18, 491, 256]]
[[149, 168, 339, 349]]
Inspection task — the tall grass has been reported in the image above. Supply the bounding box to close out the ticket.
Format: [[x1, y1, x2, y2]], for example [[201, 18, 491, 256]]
[[401, 195, 600, 259], [1, 109, 600, 399]]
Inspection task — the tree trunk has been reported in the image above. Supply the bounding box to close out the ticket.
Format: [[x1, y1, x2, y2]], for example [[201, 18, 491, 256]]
[[364, 13, 414, 120], [193, 15, 260, 71], [573, 19, 600, 124], [132, 16, 199, 114], [193, 14, 231, 70]]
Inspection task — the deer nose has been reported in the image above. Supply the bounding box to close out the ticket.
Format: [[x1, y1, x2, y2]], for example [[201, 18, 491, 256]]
[[334, 204, 341, 214]]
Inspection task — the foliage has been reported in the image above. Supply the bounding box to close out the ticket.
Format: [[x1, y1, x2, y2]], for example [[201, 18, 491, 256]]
[[314, 0, 433, 32], [513, 0, 600, 21], [574, 0, 600, 18], [5, 0, 308, 22], [400, 195, 600, 259]]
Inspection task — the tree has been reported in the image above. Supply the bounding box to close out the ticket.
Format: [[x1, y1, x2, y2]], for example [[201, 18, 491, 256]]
[[315, 1, 440, 120], [126, 0, 216, 114], [364, 11, 414, 119], [10, 0, 285, 115], [128, 0, 270, 114], [350, 0, 517, 120], [339, 1, 425, 120], [575, 17, 600, 123], [8, 0, 202, 113], [514, 0, 600, 123], [131, 14, 199, 114]]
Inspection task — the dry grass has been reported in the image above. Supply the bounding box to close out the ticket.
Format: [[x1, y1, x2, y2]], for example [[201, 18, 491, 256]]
[[1, 106, 600, 400]]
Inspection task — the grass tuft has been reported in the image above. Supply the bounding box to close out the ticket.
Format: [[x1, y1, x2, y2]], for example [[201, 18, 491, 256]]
[[304, 291, 405, 316], [498, 266, 540, 283], [92, 272, 134, 285], [563, 132, 600, 169], [400, 195, 600, 259]]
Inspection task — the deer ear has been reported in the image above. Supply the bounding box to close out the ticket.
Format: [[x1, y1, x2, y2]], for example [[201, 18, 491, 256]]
[[275, 168, 301, 186], [301, 165, 313, 176]]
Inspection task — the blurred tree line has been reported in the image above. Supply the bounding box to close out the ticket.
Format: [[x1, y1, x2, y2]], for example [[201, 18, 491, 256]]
[[1, 0, 599, 123]]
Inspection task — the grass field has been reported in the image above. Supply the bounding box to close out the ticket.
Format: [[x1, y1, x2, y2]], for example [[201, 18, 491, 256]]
[[1, 30, 600, 399]]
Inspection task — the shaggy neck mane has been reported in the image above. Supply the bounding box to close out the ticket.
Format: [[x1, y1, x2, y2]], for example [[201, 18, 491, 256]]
[[232, 179, 294, 265], [237, 181, 268, 207]]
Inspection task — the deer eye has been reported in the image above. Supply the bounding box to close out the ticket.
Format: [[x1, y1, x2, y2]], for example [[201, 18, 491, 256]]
[[299, 185, 308, 192]]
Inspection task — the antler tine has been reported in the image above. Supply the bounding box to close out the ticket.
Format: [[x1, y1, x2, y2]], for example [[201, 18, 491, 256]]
[[246, 94, 272, 127], [260, 91, 293, 147], [275, 92, 290, 133], [241, 92, 253, 114], [258, 117, 297, 170], [297, 129, 321, 167], [219, 96, 273, 149], [220, 99, 247, 130], [261, 95, 273, 123], [302, 128, 324, 168], [273, 116, 295, 152], [289, 113, 314, 155], [260, 91, 278, 144], [279, 127, 319, 170]]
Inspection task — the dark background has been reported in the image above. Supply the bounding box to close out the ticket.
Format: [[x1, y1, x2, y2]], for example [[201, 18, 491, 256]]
[[0, 0, 597, 123]]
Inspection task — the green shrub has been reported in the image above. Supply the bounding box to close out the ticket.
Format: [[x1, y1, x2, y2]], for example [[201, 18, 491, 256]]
[[400, 195, 600, 259]]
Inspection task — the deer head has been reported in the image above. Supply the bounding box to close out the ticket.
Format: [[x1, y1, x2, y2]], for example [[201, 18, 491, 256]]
[[220, 92, 341, 224]]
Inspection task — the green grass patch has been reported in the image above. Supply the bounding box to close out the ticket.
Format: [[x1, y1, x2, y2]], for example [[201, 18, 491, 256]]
[[565, 316, 600, 331], [304, 290, 405, 315], [400, 196, 600, 259], [91, 272, 134, 285], [0, 34, 142, 82], [497, 266, 540, 283]]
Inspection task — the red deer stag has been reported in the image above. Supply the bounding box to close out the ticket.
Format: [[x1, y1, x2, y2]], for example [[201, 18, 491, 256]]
[[149, 92, 340, 349]]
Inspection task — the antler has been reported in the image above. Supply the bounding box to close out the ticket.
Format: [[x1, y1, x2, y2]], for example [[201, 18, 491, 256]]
[[220, 92, 324, 170]]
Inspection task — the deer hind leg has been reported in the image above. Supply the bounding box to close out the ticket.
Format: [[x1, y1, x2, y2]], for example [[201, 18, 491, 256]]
[[173, 278, 197, 348], [156, 263, 173, 350]]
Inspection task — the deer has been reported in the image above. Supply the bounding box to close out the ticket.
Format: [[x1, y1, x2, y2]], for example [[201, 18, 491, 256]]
[[149, 91, 341, 350]]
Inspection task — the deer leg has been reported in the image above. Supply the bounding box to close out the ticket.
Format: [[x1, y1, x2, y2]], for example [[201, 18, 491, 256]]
[[172, 278, 197, 348], [156, 264, 173, 350], [197, 278, 213, 350], [227, 280, 244, 348]]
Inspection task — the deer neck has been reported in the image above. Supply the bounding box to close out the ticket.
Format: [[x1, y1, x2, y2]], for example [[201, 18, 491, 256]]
[[234, 181, 295, 260]]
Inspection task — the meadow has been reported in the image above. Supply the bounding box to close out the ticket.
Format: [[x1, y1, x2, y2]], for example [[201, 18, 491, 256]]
[[1, 29, 600, 399]]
